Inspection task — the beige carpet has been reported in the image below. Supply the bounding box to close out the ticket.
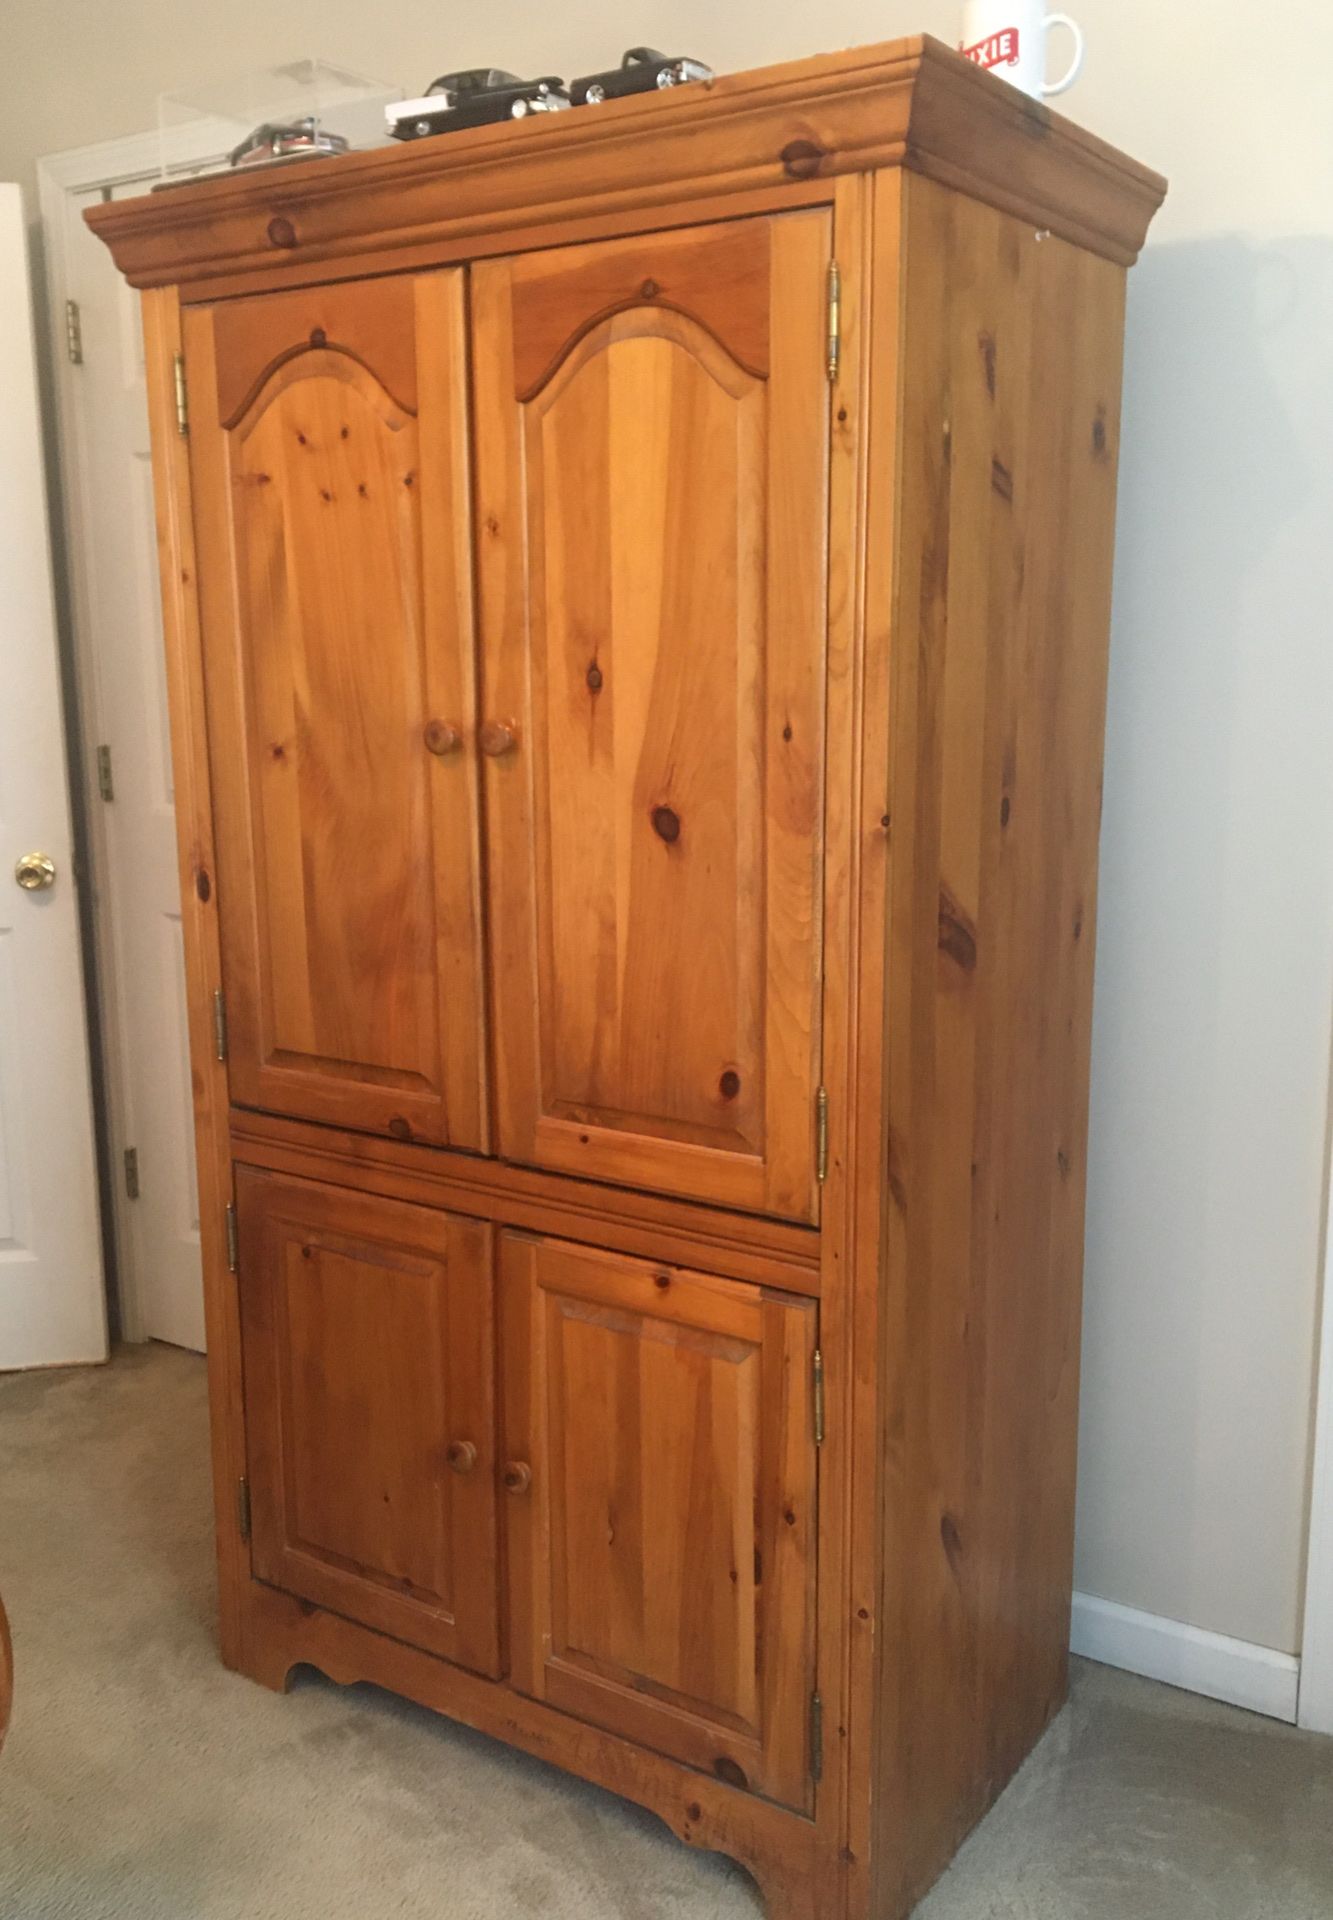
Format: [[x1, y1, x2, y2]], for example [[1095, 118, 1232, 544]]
[[1, 1345, 1331, 1919]]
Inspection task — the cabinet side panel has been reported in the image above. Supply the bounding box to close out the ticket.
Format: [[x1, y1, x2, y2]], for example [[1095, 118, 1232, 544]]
[[871, 174, 1127, 1915], [140, 288, 246, 1664]]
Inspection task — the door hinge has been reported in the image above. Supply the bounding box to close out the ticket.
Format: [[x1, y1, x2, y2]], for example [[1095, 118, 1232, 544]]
[[123, 1146, 140, 1200], [826, 260, 841, 383], [810, 1690, 824, 1784], [212, 987, 228, 1062], [236, 1476, 251, 1541], [173, 351, 189, 436], [813, 1347, 825, 1448], [65, 298, 83, 365], [225, 1201, 239, 1274], [96, 743, 114, 802], [815, 1085, 829, 1184]]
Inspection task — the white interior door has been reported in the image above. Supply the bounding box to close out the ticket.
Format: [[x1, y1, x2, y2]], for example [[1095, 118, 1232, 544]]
[[49, 177, 205, 1351], [0, 182, 105, 1369]]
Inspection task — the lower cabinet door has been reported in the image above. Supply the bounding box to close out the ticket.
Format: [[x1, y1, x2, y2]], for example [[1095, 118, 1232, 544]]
[[236, 1167, 500, 1675], [500, 1232, 818, 1811]]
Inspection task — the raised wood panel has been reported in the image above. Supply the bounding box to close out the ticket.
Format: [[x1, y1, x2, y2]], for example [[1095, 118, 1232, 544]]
[[236, 1167, 500, 1674], [185, 271, 486, 1148], [474, 212, 828, 1222], [869, 176, 1129, 1917], [507, 217, 772, 394], [501, 1233, 817, 1813]]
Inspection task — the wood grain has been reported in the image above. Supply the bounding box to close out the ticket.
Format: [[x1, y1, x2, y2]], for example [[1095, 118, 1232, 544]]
[[103, 78, 1160, 1920], [228, 1107, 820, 1294], [85, 37, 1165, 294], [239, 1573, 823, 1920], [868, 175, 1129, 1918], [140, 287, 248, 1669], [185, 270, 486, 1149], [501, 1233, 817, 1812], [473, 211, 827, 1223], [237, 1167, 500, 1674]]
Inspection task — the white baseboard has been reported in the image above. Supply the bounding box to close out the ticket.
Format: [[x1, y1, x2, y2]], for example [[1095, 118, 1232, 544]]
[[1071, 1591, 1300, 1724]]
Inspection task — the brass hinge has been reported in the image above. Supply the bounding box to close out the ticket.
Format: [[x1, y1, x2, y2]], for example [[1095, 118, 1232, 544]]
[[810, 1690, 824, 1784], [825, 261, 841, 383], [225, 1202, 239, 1274], [213, 988, 228, 1062], [123, 1146, 140, 1201], [815, 1085, 829, 1184], [173, 351, 189, 436], [96, 744, 114, 802], [65, 298, 83, 365], [236, 1477, 251, 1541], [813, 1347, 825, 1448]]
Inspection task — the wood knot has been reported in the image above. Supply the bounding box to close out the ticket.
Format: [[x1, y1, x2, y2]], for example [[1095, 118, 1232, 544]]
[[194, 868, 211, 903], [938, 890, 978, 971], [639, 278, 660, 299], [1092, 409, 1109, 459], [387, 1116, 413, 1140], [780, 137, 826, 180], [266, 215, 297, 249], [309, 326, 326, 347], [650, 805, 681, 845], [586, 662, 603, 692], [978, 331, 997, 397], [718, 1069, 741, 1101], [940, 1511, 964, 1581]]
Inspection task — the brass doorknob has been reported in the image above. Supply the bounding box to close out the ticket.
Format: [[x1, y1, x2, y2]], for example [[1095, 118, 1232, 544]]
[[423, 719, 463, 756], [502, 1460, 532, 1495], [446, 1439, 478, 1475], [14, 852, 56, 892], [479, 721, 519, 758]]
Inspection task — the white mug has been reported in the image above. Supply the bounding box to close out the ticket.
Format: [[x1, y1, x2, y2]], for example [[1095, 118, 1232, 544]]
[[958, 0, 1085, 98]]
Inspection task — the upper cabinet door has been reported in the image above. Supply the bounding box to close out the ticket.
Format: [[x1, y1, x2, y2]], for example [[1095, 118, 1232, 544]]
[[473, 214, 830, 1224], [184, 273, 486, 1149]]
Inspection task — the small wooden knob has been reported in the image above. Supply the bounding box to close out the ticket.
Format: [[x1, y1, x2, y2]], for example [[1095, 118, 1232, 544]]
[[502, 1460, 532, 1495], [446, 1439, 478, 1475], [424, 719, 462, 756], [479, 720, 519, 758]]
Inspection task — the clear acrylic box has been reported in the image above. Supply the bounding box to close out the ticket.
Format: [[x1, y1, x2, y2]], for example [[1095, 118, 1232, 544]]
[[156, 60, 400, 183]]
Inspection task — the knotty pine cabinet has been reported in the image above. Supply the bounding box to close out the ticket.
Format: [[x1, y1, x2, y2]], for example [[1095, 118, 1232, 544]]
[[89, 35, 1164, 1920]]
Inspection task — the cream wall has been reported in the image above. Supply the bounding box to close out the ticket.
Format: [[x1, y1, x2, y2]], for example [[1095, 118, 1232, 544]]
[[2, 0, 1330, 1657]]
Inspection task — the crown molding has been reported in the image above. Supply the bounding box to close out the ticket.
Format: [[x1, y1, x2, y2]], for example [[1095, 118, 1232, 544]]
[[85, 37, 1165, 296]]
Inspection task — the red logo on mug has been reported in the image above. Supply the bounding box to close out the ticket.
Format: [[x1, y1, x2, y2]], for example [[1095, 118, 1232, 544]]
[[961, 27, 1020, 69]]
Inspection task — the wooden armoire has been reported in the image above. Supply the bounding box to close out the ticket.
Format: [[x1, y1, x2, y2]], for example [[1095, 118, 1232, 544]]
[[89, 36, 1164, 1919]]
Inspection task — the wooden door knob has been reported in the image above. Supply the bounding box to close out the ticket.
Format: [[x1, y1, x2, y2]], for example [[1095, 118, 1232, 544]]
[[446, 1439, 478, 1475], [479, 721, 519, 758], [423, 719, 463, 756], [502, 1460, 532, 1495]]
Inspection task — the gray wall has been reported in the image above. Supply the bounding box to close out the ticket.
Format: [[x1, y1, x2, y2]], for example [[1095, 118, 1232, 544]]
[[2, 0, 1330, 1656]]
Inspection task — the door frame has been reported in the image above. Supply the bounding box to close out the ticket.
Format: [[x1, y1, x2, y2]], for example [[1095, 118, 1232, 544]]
[[1299, 1054, 1333, 1733], [38, 121, 231, 1338]]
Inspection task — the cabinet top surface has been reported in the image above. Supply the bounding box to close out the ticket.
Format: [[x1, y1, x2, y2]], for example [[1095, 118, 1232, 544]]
[[86, 34, 1165, 293]]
